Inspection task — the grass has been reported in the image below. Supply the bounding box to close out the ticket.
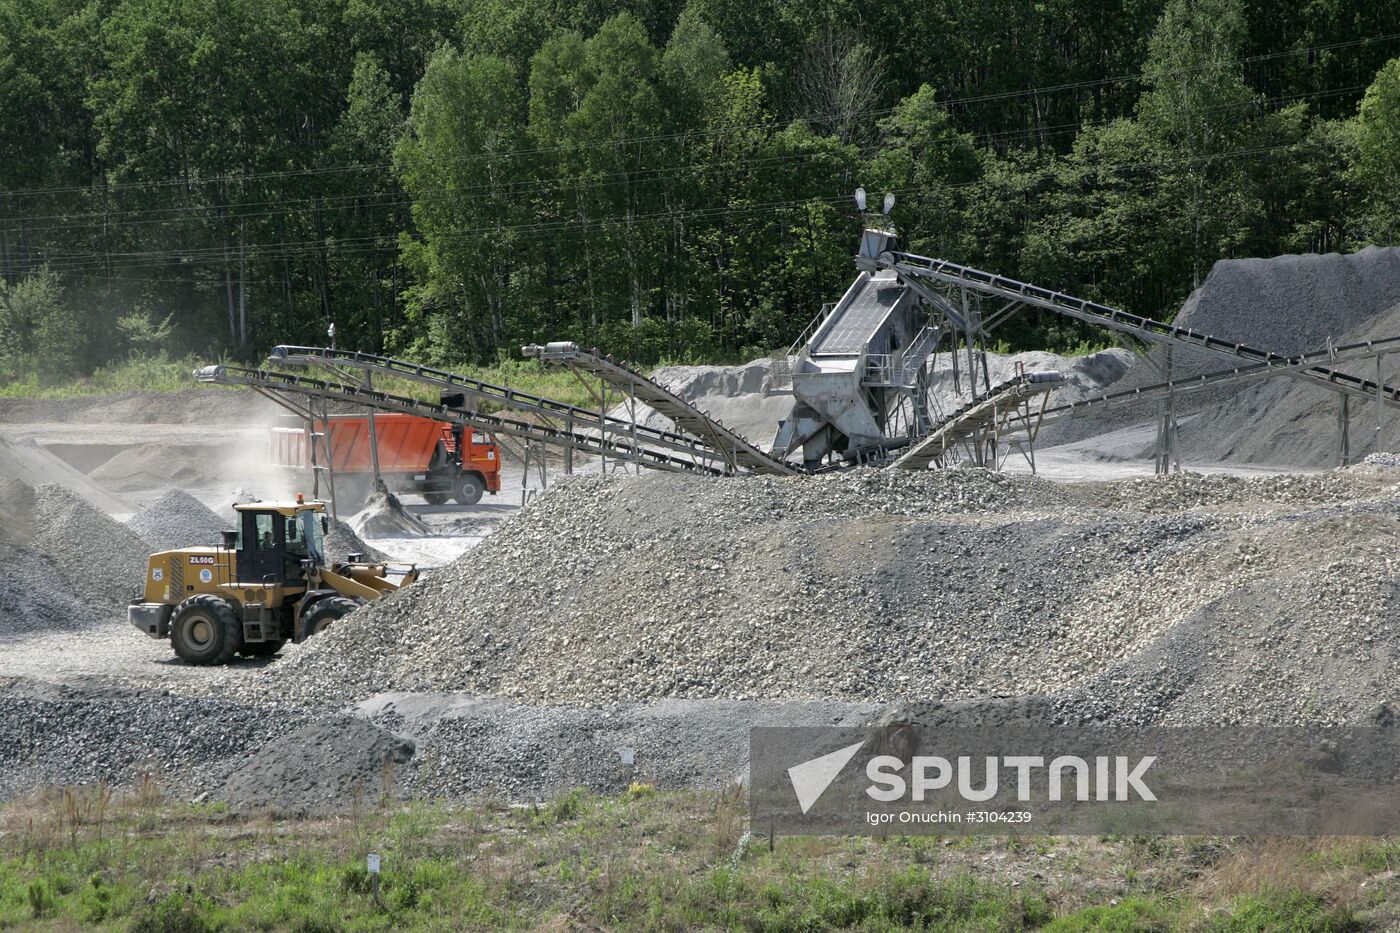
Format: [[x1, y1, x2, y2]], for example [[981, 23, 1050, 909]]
[[0, 784, 1391, 931]]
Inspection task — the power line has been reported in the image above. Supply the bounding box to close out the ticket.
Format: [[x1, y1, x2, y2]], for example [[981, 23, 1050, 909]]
[[2, 29, 1394, 204], [5, 79, 1368, 247], [11, 132, 1362, 279]]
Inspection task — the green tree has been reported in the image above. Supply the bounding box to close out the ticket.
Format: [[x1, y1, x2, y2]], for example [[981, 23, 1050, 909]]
[[395, 48, 526, 360], [0, 269, 85, 381], [1023, 120, 1190, 323], [866, 85, 981, 261], [1355, 57, 1400, 244], [1138, 0, 1258, 287]]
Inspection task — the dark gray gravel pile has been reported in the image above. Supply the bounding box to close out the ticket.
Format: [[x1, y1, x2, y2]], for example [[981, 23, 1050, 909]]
[[0, 546, 100, 635], [127, 489, 233, 552], [1043, 247, 1400, 463], [216, 716, 415, 814], [0, 679, 314, 800], [327, 518, 388, 563]]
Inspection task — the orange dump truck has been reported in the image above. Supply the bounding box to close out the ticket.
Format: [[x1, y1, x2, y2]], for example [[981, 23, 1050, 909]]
[[271, 413, 501, 505]]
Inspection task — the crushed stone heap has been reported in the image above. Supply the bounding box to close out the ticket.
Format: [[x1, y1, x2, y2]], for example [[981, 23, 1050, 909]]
[[248, 466, 1400, 726], [127, 489, 234, 553]]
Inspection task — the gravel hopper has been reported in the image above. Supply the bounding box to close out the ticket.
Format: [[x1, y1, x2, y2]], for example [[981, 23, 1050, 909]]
[[129, 497, 417, 664]]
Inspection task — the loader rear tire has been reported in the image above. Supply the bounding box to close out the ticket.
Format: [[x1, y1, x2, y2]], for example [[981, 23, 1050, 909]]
[[171, 595, 242, 666], [297, 596, 359, 641], [454, 474, 485, 506]]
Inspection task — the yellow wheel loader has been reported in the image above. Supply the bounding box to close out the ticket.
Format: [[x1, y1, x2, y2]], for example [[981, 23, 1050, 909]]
[[129, 497, 417, 665]]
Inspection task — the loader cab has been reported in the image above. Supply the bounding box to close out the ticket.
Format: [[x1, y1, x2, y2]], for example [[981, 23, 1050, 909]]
[[233, 500, 329, 585]]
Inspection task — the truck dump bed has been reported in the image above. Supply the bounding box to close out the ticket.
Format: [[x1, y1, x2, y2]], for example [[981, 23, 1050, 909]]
[[271, 413, 449, 473]]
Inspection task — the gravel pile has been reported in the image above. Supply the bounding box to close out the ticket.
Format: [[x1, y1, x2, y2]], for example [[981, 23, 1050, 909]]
[[1366, 451, 1400, 467], [0, 547, 100, 635], [0, 679, 315, 800], [327, 518, 387, 562], [243, 466, 1400, 726], [127, 489, 233, 552], [1044, 247, 1400, 462], [0, 479, 140, 634], [216, 716, 415, 813], [29, 484, 148, 612]]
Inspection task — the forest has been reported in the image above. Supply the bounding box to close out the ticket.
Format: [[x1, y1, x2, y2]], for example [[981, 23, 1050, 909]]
[[2, 0, 1400, 381]]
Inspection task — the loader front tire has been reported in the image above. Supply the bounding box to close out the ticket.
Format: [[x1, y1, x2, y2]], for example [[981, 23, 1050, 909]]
[[171, 595, 242, 666], [297, 596, 359, 642]]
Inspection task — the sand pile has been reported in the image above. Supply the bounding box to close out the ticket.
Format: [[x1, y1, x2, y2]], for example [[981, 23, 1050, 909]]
[[612, 357, 795, 451], [926, 347, 1133, 419], [128, 489, 234, 552], [347, 490, 431, 537], [90, 444, 230, 492], [245, 466, 1400, 725], [0, 434, 130, 515]]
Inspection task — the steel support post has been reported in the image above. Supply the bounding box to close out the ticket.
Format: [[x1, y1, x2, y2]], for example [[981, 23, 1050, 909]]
[[1339, 394, 1350, 466], [363, 371, 384, 493], [564, 415, 574, 474]]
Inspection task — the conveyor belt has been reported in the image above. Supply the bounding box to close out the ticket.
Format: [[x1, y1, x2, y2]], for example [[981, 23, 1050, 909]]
[[998, 335, 1400, 433], [195, 365, 726, 476], [523, 342, 801, 476], [267, 345, 718, 463], [882, 252, 1400, 408], [891, 374, 1063, 470]]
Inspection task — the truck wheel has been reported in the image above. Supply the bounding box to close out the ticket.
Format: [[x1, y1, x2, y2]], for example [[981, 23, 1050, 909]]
[[423, 492, 449, 506], [297, 596, 359, 641], [240, 639, 286, 658], [454, 474, 485, 505], [170, 595, 242, 665]]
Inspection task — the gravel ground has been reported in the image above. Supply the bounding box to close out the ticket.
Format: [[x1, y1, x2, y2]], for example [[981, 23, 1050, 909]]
[[0, 677, 875, 809]]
